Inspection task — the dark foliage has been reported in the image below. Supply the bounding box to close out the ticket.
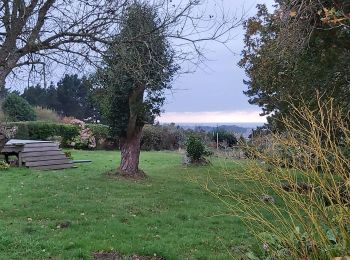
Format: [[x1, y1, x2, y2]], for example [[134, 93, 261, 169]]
[[212, 128, 238, 147], [186, 135, 212, 163], [21, 74, 101, 122], [2, 93, 36, 121], [8, 121, 79, 145], [141, 124, 185, 151], [240, 1, 350, 131], [95, 2, 178, 138]]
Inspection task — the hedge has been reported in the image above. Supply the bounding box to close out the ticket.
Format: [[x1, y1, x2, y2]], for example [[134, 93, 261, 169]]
[[86, 124, 111, 139], [4, 122, 189, 151], [7, 121, 79, 144], [86, 124, 118, 150], [5, 121, 116, 149]]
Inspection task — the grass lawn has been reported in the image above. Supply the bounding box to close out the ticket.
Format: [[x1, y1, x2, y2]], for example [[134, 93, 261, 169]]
[[0, 150, 255, 259]]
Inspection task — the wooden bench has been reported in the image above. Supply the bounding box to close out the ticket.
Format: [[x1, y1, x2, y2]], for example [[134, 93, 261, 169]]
[[1, 139, 73, 170]]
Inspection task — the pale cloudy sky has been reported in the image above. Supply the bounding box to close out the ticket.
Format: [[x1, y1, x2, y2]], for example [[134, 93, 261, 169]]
[[6, 0, 275, 124], [159, 0, 275, 124]]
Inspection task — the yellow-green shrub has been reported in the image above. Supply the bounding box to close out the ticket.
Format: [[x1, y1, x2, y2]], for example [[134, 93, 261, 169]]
[[34, 107, 61, 122], [209, 99, 350, 259]]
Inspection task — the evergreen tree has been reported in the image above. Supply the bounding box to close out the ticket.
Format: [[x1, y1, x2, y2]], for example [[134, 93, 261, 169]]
[[2, 93, 36, 121], [95, 2, 178, 177], [239, 1, 350, 130]]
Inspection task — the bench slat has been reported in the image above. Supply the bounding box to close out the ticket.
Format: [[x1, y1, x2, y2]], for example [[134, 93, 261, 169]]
[[31, 163, 74, 170], [25, 158, 71, 167]]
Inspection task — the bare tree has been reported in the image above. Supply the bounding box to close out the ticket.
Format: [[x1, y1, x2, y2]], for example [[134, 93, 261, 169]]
[[0, 0, 242, 93], [0, 0, 127, 91]]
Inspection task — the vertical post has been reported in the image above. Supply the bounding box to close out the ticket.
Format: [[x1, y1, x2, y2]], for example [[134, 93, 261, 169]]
[[4, 154, 9, 163], [216, 125, 219, 150], [216, 132, 219, 150], [18, 152, 22, 166]]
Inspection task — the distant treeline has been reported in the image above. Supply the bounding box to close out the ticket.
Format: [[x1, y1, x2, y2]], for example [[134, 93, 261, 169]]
[[20, 74, 101, 122]]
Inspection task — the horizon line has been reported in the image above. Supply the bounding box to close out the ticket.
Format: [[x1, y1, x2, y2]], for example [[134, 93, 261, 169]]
[[158, 122, 264, 125], [157, 110, 267, 124]]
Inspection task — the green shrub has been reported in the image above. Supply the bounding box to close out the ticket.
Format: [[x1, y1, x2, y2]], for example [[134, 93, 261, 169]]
[[0, 161, 10, 171], [141, 125, 163, 151], [185, 135, 211, 163], [141, 124, 185, 151], [2, 94, 36, 121], [7, 121, 79, 145], [86, 124, 110, 139], [212, 129, 238, 147], [64, 151, 73, 160], [85, 124, 119, 150]]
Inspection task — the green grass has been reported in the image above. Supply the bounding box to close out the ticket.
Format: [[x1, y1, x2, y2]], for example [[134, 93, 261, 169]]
[[0, 150, 254, 259]]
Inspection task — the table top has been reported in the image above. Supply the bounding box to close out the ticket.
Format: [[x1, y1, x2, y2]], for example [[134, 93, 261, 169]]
[[6, 139, 52, 146]]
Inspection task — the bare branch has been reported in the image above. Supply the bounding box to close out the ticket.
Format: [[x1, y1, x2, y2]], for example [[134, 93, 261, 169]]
[[0, 0, 244, 89]]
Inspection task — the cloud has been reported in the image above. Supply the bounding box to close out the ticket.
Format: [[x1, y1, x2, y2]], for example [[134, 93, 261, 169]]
[[158, 110, 267, 123]]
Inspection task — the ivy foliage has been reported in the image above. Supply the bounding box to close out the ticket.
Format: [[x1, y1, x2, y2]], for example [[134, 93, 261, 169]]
[[94, 2, 178, 138]]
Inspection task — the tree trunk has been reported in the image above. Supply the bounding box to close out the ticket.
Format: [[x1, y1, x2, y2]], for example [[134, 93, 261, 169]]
[[119, 126, 145, 178], [0, 53, 19, 98], [117, 84, 146, 178], [0, 67, 9, 98]]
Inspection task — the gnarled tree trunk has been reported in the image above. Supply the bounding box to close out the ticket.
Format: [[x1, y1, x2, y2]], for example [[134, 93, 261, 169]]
[[119, 126, 144, 178], [118, 85, 145, 178]]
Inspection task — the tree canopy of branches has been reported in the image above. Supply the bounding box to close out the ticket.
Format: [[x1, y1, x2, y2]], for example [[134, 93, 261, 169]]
[[239, 0, 350, 130], [95, 2, 178, 177], [0, 0, 240, 95], [0, 0, 128, 91]]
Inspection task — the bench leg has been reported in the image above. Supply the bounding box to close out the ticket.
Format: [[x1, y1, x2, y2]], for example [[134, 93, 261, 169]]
[[4, 154, 9, 163], [18, 152, 22, 166]]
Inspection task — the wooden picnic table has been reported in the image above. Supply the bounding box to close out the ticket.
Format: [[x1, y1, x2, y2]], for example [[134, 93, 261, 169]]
[[1, 139, 73, 170]]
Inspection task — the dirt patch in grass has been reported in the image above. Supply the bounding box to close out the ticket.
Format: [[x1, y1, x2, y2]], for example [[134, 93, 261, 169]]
[[104, 169, 148, 181], [92, 251, 164, 260], [55, 220, 71, 229]]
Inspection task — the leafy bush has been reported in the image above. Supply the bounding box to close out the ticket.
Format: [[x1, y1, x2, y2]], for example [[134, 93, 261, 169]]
[[212, 129, 238, 147], [0, 161, 10, 171], [141, 125, 162, 151], [34, 107, 61, 122], [7, 121, 79, 145], [61, 120, 116, 150], [5, 121, 116, 149], [69, 127, 96, 150], [141, 124, 185, 151], [86, 124, 110, 139], [185, 135, 211, 163], [64, 151, 73, 160], [2, 94, 36, 121]]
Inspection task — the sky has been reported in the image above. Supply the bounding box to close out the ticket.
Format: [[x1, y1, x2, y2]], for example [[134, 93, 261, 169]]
[[6, 0, 275, 125], [158, 0, 275, 124]]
